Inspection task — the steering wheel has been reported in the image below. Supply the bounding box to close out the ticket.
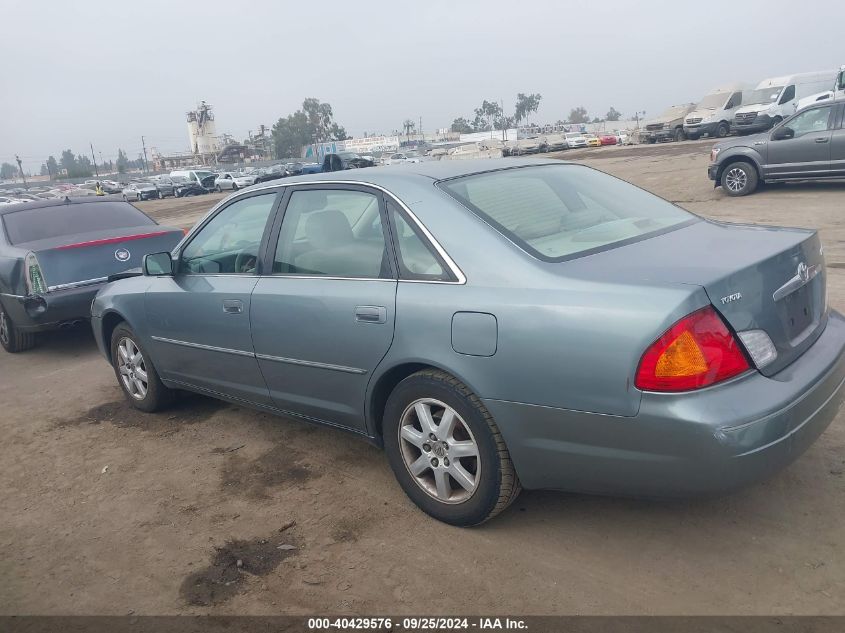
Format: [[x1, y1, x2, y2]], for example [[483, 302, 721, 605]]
[[234, 249, 258, 274]]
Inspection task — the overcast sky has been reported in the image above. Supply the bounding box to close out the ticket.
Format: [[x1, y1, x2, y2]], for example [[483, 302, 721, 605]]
[[1, 0, 842, 172]]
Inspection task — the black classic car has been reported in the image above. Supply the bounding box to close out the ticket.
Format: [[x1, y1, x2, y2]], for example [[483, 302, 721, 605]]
[[0, 198, 183, 352]]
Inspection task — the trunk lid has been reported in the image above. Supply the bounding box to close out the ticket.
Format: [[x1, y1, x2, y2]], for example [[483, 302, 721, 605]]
[[21, 226, 183, 290], [561, 220, 827, 376]]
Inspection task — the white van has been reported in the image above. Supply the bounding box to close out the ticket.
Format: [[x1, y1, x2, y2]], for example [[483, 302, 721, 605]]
[[796, 65, 845, 112], [169, 169, 217, 187], [683, 83, 749, 139], [732, 70, 838, 134]]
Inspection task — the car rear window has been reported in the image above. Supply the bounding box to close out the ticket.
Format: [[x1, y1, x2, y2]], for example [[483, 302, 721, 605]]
[[2, 201, 155, 245], [438, 164, 694, 261]]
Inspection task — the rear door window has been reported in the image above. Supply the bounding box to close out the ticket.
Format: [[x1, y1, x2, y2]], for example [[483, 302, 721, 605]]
[[2, 202, 155, 245]]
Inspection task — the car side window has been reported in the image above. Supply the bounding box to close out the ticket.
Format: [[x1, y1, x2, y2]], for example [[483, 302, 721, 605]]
[[386, 199, 450, 281], [179, 193, 276, 275], [779, 85, 795, 104], [273, 189, 392, 279], [785, 106, 833, 138]]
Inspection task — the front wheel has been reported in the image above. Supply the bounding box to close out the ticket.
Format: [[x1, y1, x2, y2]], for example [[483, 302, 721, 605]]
[[721, 161, 759, 196], [716, 122, 730, 138], [383, 369, 521, 526], [0, 308, 37, 353], [111, 324, 173, 412], [674, 127, 686, 142]]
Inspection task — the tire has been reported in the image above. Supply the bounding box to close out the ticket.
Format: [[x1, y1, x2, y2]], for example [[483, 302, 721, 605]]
[[674, 127, 686, 142], [647, 138, 657, 144], [215, 185, 221, 193], [232, 183, 239, 191], [720, 161, 759, 197], [0, 307, 37, 353], [122, 194, 128, 201], [771, 116, 783, 129], [716, 122, 730, 138], [383, 369, 521, 526], [110, 323, 173, 412]]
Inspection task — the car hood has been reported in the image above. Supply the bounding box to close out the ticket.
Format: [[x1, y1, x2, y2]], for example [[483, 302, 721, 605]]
[[735, 102, 774, 115], [684, 108, 717, 121], [713, 132, 768, 152]]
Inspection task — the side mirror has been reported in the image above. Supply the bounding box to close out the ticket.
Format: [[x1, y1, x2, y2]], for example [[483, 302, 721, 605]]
[[772, 126, 794, 141], [143, 252, 174, 276]]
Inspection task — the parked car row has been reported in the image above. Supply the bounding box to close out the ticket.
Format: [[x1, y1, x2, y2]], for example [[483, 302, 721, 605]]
[[645, 66, 845, 144]]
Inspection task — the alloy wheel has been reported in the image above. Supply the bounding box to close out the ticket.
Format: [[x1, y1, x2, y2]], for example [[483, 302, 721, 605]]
[[117, 337, 148, 400], [725, 167, 747, 193], [398, 398, 480, 504]]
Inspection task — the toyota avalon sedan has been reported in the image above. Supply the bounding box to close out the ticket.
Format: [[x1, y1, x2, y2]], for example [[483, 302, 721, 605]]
[[90, 159, 845, 526], [0, 198, 183, 352]]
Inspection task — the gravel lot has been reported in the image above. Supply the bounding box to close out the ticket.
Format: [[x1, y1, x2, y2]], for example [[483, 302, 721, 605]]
[[2, 142, 845, 615]]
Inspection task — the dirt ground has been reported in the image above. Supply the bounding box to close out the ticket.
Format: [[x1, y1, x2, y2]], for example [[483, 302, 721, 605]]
[[3, 142, 845, 616]]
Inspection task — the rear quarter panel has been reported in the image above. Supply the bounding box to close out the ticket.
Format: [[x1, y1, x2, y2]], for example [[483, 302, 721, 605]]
[[370, 180, 709, 419]]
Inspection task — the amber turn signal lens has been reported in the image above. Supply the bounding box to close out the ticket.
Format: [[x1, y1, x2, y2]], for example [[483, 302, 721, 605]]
[[635, 306, 750, 392]]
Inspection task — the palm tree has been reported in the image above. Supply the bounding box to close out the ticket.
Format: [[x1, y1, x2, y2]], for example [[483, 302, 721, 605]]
[[402, 119, 416, 142]]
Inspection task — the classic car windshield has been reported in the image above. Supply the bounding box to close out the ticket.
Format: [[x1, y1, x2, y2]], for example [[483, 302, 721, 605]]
[[438, 165, 694, 261]]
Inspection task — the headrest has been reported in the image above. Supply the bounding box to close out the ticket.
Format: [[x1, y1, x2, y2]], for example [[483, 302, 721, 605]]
[[305, 210, 353, 249]]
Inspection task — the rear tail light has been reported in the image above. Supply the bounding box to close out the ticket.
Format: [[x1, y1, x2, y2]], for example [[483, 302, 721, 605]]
[[635, 306, 750, 392], [25, 252, 48, 294]]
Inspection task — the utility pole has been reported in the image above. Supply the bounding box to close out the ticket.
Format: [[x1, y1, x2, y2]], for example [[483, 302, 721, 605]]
[[15, 155, 28, 189], [141, 136, 149, 174], [90, 143, 100, 179]]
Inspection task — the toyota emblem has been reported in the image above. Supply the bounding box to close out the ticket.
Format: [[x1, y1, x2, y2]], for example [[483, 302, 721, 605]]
[[115, 248, 131, 262]]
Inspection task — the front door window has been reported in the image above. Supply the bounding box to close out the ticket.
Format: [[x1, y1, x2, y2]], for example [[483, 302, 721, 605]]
[[180, 193, 277, 274]]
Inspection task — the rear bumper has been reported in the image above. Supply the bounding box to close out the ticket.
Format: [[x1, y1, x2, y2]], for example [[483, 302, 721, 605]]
[[485, 310, 845, 496], [2, 283, 103, 332]]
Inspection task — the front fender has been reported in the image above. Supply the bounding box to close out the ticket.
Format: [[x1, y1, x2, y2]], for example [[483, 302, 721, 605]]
[[715, 147, 763, 179]]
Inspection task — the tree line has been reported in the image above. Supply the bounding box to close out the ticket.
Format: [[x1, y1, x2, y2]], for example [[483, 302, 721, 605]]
[[21, 148, 145, 180], [451, 100, 623, 133]]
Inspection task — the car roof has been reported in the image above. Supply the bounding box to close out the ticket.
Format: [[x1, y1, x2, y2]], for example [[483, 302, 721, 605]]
[[272, 157, 565, 187], [0, 196, 128, 216]]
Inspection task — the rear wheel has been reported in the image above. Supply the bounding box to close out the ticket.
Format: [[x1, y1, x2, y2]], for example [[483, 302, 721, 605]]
[[383, 369, 521, 526], [721, 161, 759, 196], [0, 308, 37, 353], [111, 324, 173, 412]]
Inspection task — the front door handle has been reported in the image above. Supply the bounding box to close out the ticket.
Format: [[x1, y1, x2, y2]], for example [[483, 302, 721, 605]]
[[815, 137, 830, 143], [223, 299, 243, 314], [355, 305, 387, 324]]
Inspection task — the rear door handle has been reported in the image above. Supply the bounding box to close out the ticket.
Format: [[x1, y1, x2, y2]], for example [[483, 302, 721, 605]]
[[355, 305, 387, 324], [223, 299, 243, 314], [815, 137, 830, 143]]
